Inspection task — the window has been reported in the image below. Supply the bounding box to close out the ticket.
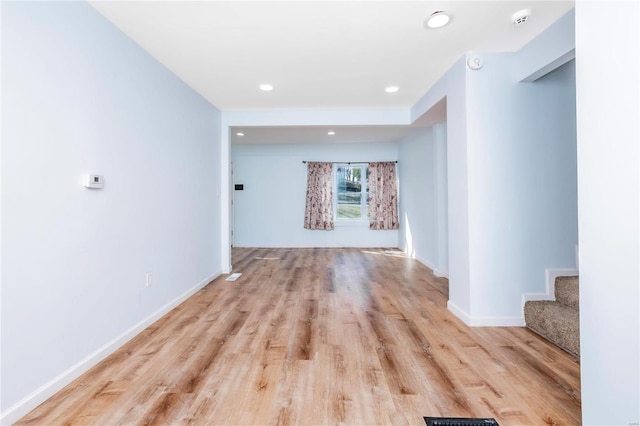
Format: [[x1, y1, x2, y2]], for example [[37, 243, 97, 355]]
[[335, 164, 368, 221]]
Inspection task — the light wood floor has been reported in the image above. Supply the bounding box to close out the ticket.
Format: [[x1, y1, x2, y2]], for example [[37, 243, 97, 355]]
[[17, 248, 581, 425]]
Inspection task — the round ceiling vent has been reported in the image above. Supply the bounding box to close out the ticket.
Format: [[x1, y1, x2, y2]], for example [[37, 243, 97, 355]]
[[511, 9, 531, 26]]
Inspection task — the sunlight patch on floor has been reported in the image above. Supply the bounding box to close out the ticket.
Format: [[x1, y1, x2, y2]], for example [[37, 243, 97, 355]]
[[360, 249, 410, 258]]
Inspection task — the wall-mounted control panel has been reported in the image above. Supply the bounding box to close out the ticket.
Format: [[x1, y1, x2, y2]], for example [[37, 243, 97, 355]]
[[84, 174, 104, 189]]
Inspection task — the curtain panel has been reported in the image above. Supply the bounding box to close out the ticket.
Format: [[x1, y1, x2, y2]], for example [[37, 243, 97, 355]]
[[368, 162, 399, 230], [303, 162, 335, 230]]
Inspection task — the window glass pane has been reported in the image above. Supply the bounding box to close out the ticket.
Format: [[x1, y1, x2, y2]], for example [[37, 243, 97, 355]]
[[338, 204, 362, 219], [336, 165, 367, 220], [337, 167, 361, 190], [337, 167, 347, 192]]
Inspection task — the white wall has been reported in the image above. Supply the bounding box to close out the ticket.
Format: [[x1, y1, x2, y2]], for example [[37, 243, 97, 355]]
[[576, 2, 639, 424], [231, 142, 398, 248], [1, 2, 221, 421]]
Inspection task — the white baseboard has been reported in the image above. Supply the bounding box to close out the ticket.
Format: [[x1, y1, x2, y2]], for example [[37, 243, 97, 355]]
[[447, 300, 525, 327], [546, 268, 579, 298], [447, 300, 472, 325], [432, 269, 449, 279], [521, 292, 554, 304], [414, 254, 437, 272], [470, 315, 526, 327], [0, 271, 220, 425], [233, 243, 399, 249], [412, 254, 449, 278], [522, 267, 579, 306]]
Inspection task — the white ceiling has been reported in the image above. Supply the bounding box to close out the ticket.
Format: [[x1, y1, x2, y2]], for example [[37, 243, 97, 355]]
[[89, 0, 574, 144], [232, 125, 418, 145], [233, 97, 447, 145]]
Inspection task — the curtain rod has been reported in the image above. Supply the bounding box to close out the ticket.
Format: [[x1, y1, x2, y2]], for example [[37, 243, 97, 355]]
[[302, 161, 397, 164]]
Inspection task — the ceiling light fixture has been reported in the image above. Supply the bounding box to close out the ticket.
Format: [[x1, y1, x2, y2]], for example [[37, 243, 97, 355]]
[[425, 11, 451, 29], [385, 86, 399, 93], [511, 9, 531, 26], [236, 132, 244, 136], [327, 131, 336, 136], [259, 84, 274, 91]]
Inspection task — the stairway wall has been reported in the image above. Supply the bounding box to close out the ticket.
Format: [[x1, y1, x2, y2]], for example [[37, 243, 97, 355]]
[[462, 53, 578, 321]]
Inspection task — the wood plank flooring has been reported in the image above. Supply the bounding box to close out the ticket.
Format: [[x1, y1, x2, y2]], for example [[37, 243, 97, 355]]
[[17, 248, 581, 425]]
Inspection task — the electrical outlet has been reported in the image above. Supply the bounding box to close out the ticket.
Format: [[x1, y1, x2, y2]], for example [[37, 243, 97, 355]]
[[146, 272, 153, 287]]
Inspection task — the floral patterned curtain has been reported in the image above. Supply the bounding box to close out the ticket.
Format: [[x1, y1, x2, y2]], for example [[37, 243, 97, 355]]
[[304, 162, 334, 230], [368, 162, 399, 230]]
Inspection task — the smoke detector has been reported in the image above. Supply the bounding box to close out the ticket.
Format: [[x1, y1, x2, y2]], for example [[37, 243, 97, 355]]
[[511, 9, 531, 26]]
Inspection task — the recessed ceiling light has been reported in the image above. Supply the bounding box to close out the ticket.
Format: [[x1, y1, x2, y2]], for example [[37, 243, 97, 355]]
[[327, 131, 336, 136], [425, 11, 451, 29], [236, 132, 244, 136], [259, 84, 273, 91], [385, 86, 399, 93], [512, 9, 531, 26]]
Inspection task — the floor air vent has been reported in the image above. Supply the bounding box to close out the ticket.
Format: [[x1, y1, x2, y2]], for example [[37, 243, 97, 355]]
[[424, 418, 499, 426], [225, 273, 242, 281]]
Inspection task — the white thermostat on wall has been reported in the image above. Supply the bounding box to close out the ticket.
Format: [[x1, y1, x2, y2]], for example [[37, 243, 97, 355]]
[[84, 174, 104, 189]]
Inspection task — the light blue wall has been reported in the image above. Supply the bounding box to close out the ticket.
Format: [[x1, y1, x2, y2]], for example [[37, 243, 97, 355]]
[[409, 9, 577, 324], [433, 123, 449, 276], [1, 2, 221, 418], [513, 9, 575, 82], [411, 57, 472, 312], [465, 55, 578, 319], [220, 110, 411, 269], [231, 142, 399, 248], [398, 127, 438, 268]]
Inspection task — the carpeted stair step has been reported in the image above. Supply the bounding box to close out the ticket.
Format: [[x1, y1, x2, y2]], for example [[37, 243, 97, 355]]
[[555, 276, 579, 309], [524, 300, 580, 356]]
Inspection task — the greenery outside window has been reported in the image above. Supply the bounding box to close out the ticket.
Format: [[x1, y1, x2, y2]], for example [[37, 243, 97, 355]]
[[335, 164, 368, 221]]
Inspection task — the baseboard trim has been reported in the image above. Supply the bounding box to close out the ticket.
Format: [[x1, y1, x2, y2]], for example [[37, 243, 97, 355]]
[[545, 268, 579, 298], [412, 254, 449, 278], [522, 292, 554, 304], [432, 269, 449, 279], [0, 271, 220, 425], [447, 301, 525, 327], [414, 254, 437, 272], [522, 268, 579, 308], [447, 300, 472, 325]]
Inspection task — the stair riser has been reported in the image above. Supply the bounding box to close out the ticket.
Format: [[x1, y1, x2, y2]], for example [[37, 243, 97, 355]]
[[555, 276, 579, 309], [524, 300, 580, 356]]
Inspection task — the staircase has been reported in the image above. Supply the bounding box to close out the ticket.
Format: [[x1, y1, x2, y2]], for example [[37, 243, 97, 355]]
[[524, 276, 580, 357]]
